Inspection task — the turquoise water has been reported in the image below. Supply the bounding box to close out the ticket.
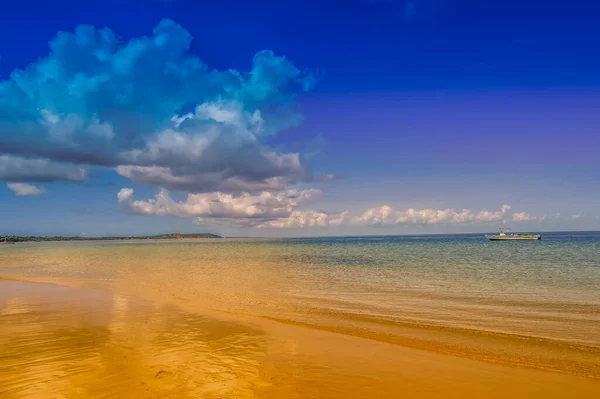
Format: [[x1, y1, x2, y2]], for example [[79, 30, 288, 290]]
[[261, 231, 600, 302], [3, 231, 599, 303], [241, 231, 599, 344]]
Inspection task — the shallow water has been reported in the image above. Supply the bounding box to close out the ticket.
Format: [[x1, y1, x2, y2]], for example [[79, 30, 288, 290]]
[[1, 232, 600, 397]]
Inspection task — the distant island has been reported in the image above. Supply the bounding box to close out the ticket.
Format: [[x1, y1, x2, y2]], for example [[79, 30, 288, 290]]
[[0, 233, 221, 243]]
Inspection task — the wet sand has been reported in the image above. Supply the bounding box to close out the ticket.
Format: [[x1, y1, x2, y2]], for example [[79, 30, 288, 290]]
[[0, 281, 268, 398], [1, 280, 599, 398]]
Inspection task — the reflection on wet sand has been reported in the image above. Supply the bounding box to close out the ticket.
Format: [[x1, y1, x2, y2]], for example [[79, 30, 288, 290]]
[[0, 281, 268, 398], [1, 280, 600, 398]]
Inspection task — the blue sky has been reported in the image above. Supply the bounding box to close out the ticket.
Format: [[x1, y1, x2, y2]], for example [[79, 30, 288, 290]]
[[1, 0, 599, 237]]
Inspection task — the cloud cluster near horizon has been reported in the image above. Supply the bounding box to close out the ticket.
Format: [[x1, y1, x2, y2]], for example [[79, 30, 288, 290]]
[[118, 188, 535, 228], [0, 19, 324, 196]]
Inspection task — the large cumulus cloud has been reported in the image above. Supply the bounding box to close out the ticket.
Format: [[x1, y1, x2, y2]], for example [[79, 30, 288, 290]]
[[0, 19, 318, 191]]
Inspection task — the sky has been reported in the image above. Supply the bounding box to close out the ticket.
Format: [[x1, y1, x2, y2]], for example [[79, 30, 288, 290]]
[[1, 0, 599, 237]]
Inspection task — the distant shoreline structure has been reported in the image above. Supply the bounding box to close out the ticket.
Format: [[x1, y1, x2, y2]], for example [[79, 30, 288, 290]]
[[0, 233, 221, 243]]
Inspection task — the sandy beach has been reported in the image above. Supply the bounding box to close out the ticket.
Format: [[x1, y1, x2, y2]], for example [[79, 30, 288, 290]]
[[1, 238, 599, 398]]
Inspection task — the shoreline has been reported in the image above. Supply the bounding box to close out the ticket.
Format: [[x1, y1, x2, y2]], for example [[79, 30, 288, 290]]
[[1, 238, 221, 244], [0, 238, 222, 244]]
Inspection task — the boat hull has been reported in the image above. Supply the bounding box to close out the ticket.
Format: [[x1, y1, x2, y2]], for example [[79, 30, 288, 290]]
[[487, 236, 541, 241]]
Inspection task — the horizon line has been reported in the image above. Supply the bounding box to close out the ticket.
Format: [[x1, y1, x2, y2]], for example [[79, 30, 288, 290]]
[[4, 229, 600, 240]]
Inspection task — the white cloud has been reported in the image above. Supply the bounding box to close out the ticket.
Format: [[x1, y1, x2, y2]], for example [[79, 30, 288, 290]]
[[355, 204, 511, 225], [117, 188, 134, 202], [118, 187, 321, 225], [257, 210, 349, 228], [7, 183, 47, 196], [118, 189, 542, 230], [512, 212, 536, 221]]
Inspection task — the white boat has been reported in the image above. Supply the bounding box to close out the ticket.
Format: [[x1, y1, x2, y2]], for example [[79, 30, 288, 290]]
[[486, 230, 541, 241]]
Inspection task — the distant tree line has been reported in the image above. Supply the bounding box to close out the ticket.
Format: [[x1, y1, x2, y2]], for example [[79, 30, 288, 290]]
[[0, 233, 221, 243]]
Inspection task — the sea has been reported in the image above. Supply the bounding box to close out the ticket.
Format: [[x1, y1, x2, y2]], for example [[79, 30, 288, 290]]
[[2, 231, 598, 339]]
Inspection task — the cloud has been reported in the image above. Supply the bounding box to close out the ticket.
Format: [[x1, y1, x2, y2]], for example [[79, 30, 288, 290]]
[[118, 190, 536, 229], [115, 164, 300, 194], [355, 204, 512, 225], [0, 20, 317, 189], [257, 210, 349, 228], [314, 174, 342, 183], [7, 183, 47, 196], [0, 155, 89, 182], [118, 187, 321, 226], [511, 212, 536, 221], [263, 204, 538, 229], [117, 188, 134, 202]]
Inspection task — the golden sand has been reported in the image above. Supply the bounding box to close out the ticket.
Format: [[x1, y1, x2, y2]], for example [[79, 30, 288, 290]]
[[1, 242, 599, 398]]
